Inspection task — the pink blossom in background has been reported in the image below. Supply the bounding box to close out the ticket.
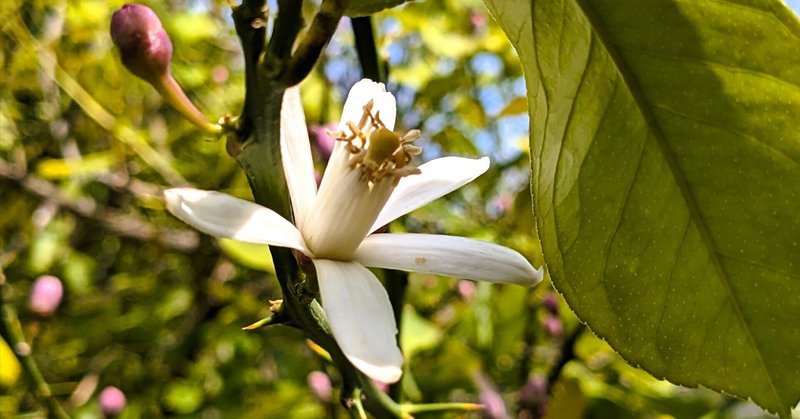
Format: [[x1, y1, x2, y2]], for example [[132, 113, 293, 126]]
[[542, 314, 563, 339], [489, 194, 514, 217], [457, 279, 477, 301], [28, 275, 63, 316], [541, 292, 559, 314], [308, 123, 338, 162], [99, 386, 126, 416], [475, 373, 509, 419], [307, 371, 332, 402], [211, 65, 229, 84], [469, 10, 488, 32]]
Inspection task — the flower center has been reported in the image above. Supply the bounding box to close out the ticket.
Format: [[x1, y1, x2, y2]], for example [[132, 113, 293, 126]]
[[304, 100, 423, 261], [328, 100, 422, 185]]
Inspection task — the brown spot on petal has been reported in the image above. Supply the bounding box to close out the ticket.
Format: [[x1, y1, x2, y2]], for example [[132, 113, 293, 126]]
[[414, 257, 426, 265]]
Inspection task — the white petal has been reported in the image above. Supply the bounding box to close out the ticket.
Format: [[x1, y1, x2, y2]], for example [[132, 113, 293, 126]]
[[354, 233, 543, 286], [303, 164, 395, 260], [281, 86, 317, 228], [164, 188, 309, 255], [314, 259, 403, 383], [370, 156, 490, 232], [339, 78, 396, 131]]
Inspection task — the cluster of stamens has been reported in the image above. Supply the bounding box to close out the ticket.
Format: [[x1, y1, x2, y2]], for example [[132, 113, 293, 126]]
[[326, 100, 422, 184]]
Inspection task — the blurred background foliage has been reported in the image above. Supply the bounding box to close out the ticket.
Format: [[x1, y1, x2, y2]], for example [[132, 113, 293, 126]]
[[0, 0, 785, 417]]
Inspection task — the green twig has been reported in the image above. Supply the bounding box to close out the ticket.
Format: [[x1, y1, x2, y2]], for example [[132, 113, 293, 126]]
[[518, 294, 540, 386], [546, 324, 585, 393], [351, 16, 384, 82], [384, 268, 408, 400], [231, 2, 427, 416], [267, 0, 303, 62], [350, 14, 410, 404], [283, 0, 346, 86], [0, 269, 70, 419], [401, 402, 484, 416], [231, 0, 268, 143], [231, 0, 365, 407]]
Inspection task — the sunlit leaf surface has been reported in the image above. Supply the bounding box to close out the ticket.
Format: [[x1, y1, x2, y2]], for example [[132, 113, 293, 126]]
[[485, 0, 800, 415]]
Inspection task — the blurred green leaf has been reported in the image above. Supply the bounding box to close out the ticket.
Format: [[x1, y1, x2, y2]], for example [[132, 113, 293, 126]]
[[163, 379, 204, 414], [420, 23, 475, 59], [168, 14, 219, 43], [28, 217, 73, 274], [63, 251, 96, 294], [498, 96, 527, 117], [485, 0, 800, 415], [0, 338, 21, 388], [545, 378, 585, 419], [218, 239, 275, 273], [431, 127, 480, 156], [36, 152, 117, 179], [155, 287, 194, 321], [400, 305, 443, 357]]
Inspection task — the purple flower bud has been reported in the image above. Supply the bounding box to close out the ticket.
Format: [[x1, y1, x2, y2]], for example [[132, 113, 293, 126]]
[[28, 275, 63, 316], [541, 292, 559, 314], [307, 371, 332, 402], [99, 386, 126, 416], [110, 4, 172, 82], [309, 123, 338, 163], [542, 314, 563, 339]]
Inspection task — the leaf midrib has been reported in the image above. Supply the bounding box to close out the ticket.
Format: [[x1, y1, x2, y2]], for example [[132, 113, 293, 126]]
[[571, 0, 783, 410]]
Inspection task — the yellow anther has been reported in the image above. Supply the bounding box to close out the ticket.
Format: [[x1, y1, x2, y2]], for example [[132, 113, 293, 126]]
[[329, 101, 422, 184]]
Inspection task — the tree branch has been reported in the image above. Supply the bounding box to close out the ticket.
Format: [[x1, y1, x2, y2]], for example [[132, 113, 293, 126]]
[[546, 325, 585, 394], [283, 0, 346, 86], [0, 159, 199, 252], [351, 16, 384, 82], [267, 0, 304, 64]]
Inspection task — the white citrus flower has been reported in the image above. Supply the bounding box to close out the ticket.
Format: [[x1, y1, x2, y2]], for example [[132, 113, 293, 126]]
[[165, 79, 543, 384]]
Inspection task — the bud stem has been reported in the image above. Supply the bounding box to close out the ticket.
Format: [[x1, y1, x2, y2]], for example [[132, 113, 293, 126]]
[[152, 74, 222, 135]]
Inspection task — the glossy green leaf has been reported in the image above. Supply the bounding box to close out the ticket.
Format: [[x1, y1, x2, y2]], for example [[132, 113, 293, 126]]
[[399, 305, 443, 357], [484, 0, 800, 415]]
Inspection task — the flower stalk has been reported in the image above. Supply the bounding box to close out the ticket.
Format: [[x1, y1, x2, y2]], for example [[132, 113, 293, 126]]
[[110, 4, 221, 135]]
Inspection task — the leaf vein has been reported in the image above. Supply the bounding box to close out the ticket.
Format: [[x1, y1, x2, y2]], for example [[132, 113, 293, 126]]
[[611, 41, 800, 95], [574, 0, 783, 407], [652, 103, 800, 171]]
